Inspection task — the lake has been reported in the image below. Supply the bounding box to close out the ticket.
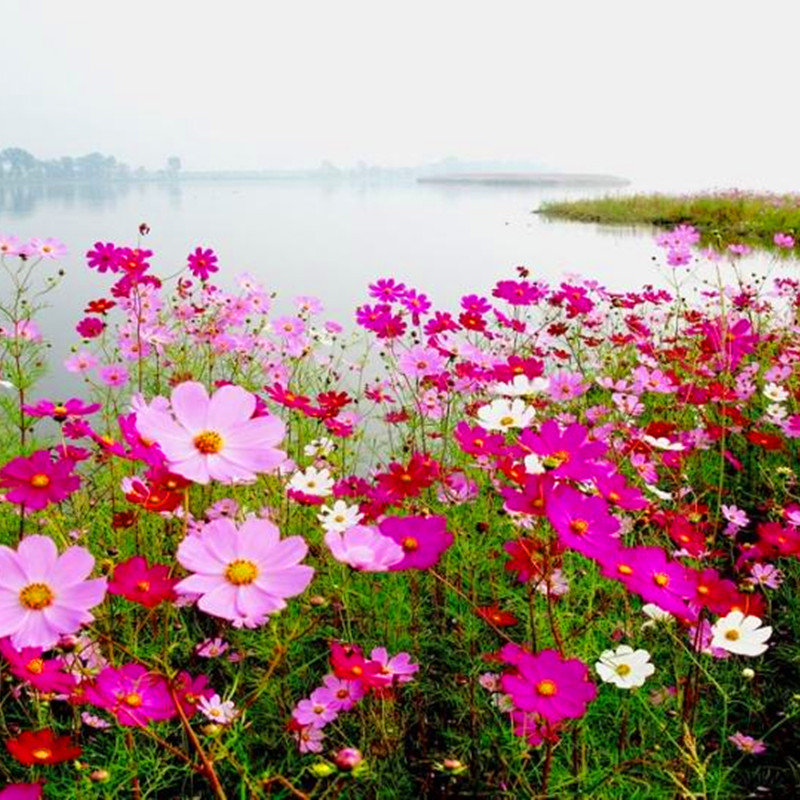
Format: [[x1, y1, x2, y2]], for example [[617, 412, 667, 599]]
[[0, 179, 786, 394]]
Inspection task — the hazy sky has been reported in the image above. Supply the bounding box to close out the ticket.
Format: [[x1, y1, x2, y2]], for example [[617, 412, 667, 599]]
[[3, 1, 799, 190]]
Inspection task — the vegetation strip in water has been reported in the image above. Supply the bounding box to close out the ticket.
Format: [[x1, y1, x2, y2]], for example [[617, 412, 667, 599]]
[[538, 190, 800, 250]]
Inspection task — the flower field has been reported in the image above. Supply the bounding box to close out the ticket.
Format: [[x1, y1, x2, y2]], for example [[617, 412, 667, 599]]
[[0, 226, 799, 798]]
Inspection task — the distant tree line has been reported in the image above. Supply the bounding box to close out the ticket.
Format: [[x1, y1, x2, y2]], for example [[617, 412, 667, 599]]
[[0, 148, 182, 182]]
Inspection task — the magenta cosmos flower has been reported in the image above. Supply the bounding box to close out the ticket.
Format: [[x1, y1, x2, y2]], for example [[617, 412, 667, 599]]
[[134, 381, 286, 484], [84, 664, 176, 726], [378, 515, 453, 570], [501, 646, 597, 724], [187, 246, 219, 280], [175, 518, 313, 627], [0, 536, 107, 649], [0, 449, 81, 510]]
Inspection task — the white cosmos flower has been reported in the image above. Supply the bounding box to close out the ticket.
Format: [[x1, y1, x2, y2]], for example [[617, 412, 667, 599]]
[[198, 694, 239, 724], [641, 603, 674, 629], [317, 500, 363, 533], [710, 611, 772, 657], [476, 398, 535, 432], [595, 645, 655, 689], [642, 435, 685, 451], [489, 375, 550, 397], [764, 382, 789, 403], [304, 437, 335, 458], [287, 465, 334, 497]]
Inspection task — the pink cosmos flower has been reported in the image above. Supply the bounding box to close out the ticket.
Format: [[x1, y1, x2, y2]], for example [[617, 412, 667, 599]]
[[319, 673, 366, 711], [728, 731, 766, 754], [98, 363, 130, 387], [26, 237, 67, 260], [64, 349, 98, 373], [0, 234, 23, 257], [0, 535, 107, 649], [398, 344, 446, 379], [175, 517, 313, 627], [518, 420, 607, 481], [378, 515, 453, 570], [368, 647, 419, 683], [134, 381, 286, 485], [325, 525, 404, 571], [501, 646, 596, 724], [86, 242, 121, 273], [292, 688, 340, 728], [0, 784, 43, 800], [23, 398, 101, 422], [0, 449, 81, 510], [85, 664, 176, 726]]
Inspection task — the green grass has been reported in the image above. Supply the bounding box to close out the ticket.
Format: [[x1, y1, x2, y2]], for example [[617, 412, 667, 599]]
[[538, 190, 800, 249]]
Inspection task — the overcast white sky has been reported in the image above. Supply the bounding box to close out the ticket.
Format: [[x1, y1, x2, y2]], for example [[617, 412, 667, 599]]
[[3, 0, 799, 190]]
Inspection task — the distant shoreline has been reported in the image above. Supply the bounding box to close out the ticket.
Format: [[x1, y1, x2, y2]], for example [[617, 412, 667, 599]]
[[417, 172, 629, 187]]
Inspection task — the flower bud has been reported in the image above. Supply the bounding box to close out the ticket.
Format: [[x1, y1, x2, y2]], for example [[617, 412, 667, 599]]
[[741, 668, 755, 680], [335, 748, 363, 771]]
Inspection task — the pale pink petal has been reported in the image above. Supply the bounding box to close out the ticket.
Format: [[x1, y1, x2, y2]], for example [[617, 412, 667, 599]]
[[17, 535, 58, 582], [255, 564, 314, 597], [197, 582, 239, 620], [0, 590, 24, 636], [11, 610, 59, 649], [170, 381, 210, 433], [0, 547, 30, 590], [50, 546, 96, 588], [43, 602, 93, 634], [168, 452, 212, 484], [55, 578, 107, 611], [175, 573, 224, 595], [256, 536, 309, 570], [198, 520, 239, 564], [235, 584, 284, 618], [225, 414, 285, 448], [206, 385, 255, 431], [237, 518, 281, 557], [177, 530, 229, 573], [205, 453, 257, 483]]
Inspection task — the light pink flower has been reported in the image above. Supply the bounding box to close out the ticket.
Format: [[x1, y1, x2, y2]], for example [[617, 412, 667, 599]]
[[134, 381, 286, 484], [324, 525, 404, 571], [0, 535, 107, 649], [175, 518, 313, 627]]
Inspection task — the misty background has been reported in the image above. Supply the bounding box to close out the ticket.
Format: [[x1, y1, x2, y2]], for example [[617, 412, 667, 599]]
[[2, 0, 798, 190]]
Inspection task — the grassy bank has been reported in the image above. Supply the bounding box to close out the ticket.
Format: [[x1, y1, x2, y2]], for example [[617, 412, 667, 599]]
[[539, 190, 800, 249]]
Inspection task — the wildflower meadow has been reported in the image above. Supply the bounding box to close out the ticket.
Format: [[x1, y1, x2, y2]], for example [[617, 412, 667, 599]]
[[1, 225, 799, 798]]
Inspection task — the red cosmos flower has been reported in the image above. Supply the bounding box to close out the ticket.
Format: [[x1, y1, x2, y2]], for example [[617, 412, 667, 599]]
[[476, 604, 519, 627], [454, 422, 506, 458], [504, 537, 559, 583], [746, 430, 784, 451], [329, 642, 391, 689], [6, 728, 82, 765], [375, 453, 439, 501], [0, 638, 76, 694], [107, 556, 177, 608], [264, 383, 313, 412], [172, 670, 215, 716], [0, 449, 80, 510], [500, 646, 596, 724], [691, 568, 740, 615], [23, 398, 101, 423], [378, 514, 453, 570], [123, 474, 186, 514], [84, 298, 116, 315], [187, 246, 219, 281]]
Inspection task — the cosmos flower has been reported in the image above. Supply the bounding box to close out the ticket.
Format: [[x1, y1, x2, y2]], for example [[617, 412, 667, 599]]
[[0, 449, 81, 510], [710, 611, 772, 657], [5, 729, 81, 765], [325, 525, 404, 572], [107, 556, 177, 608], [728, 731, 766, 754], [84, 664, 176, 726], [476, 398, 535, 432], [175, 517, 313, 627], [595, 645, 655, 689], [134, 381, 286, 485], [378, 514, 453, 570], [0, 535, 107, 649], [198, 694, 238, 724], [186, 246, 219, 280]]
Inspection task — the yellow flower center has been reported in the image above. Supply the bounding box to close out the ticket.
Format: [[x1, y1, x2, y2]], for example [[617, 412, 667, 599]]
[[193, 430, 224, 454], [124, 692, 143, 707], [536, 679, 558, 697], [653, 572, 670, 587], [53, 405, 68, 416], [570, 519, 589, 535], [225, 559, 259, 586], [29, 473, 51, 488], [26, 658, 45, 674], [617, 564, 634, 576], [19, 582, 54, 610], [498, 416, 515, 427], [725, 629, 740, 641], [136, 580, 151, 593], [32, 748, 52, 761], [402, 536, 419, 552], [545, 450, 570, 468], [616, 664, 632, 676]]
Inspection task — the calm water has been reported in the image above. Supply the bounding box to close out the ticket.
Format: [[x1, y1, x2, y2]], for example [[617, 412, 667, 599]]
[[0, 179, 784, 393]]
